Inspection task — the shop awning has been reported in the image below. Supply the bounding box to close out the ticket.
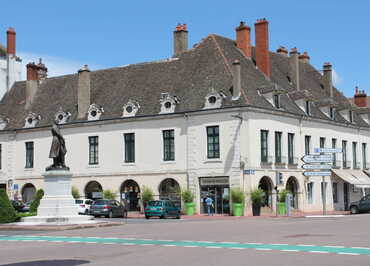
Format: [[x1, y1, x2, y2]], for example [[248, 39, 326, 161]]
[[332, 169, 370, 188]]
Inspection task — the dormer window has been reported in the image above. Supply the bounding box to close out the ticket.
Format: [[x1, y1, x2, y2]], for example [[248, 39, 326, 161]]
[[305, 100, 311, 116], [329, 107, 335, 120], [159, 93, 179, 114], [55, 107, 71, 124], [24, 113, 41, 128], [273, 94, 280, 109], [203, 89, 226, 110], [349, 110, 353, 123], [122, 100, 140, 117], [88, 104, 104, 121]]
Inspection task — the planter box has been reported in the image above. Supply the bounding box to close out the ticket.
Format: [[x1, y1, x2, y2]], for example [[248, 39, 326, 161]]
[[277, 202, 286, 216], [185, 202, 195, 216], [232, 203, 243, 216], [252, 203, 261, 216]]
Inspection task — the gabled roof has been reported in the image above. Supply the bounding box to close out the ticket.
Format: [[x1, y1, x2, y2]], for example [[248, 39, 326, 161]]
[[0, 33, 365, 130]]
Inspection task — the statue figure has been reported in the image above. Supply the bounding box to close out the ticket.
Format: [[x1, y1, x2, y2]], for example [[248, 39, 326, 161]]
[[46, 122, 69, 171]]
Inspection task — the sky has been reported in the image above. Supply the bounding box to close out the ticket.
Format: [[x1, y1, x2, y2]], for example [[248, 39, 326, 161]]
[[0, 0, 369, 97]]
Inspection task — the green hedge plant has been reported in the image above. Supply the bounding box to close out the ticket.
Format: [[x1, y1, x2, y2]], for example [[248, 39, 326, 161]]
[[181, 189, 194, 203], [103, 189, 116, 200], [250, 188, 264, 205], [0, 189, 17, 223], [141, 186, 154, 204], [231, 188, 245, 204], [30, 189, 44, 213], [279, 189, 289, 203], [72, 186, 80, 199]]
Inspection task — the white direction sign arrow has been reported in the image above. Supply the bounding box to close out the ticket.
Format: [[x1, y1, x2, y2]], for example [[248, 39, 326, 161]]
[[302, 164, 332, 170], [303, 171, 332, 177], [301, 154, 332, 163], [314, 148, 343, 153]]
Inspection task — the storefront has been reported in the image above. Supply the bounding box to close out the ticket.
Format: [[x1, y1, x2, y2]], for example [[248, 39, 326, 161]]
[[199, 177, 229, 214]]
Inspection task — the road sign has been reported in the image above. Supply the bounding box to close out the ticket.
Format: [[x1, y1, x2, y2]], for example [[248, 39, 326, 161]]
[[303, 171, 331, 177], [314, 148, 342, 153], [301, 154, 332, 163], [243, 169, 255, 175], [302, 164, 332, 170]]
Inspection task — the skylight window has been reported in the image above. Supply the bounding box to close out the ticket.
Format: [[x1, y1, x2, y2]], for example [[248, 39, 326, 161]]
[[305, 100, 311, 116], [329, 107, 335, 120], [273, 94, 280, 109]]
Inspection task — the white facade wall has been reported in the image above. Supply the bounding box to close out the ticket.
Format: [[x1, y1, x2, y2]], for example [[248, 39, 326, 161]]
[[0, 56, 22, 99], [1, 106, 370, 214]]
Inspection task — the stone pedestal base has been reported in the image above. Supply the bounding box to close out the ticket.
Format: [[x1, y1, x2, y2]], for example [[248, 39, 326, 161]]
[[22, 170, 93, 224]]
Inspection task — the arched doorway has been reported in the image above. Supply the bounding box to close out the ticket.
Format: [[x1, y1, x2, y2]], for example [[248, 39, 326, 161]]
[[286, 176, 299, 209], [258, 176, 273, 207], [85, 181, 103, 200], [120, 180, 140, 211], [159, 178, 181, 208], [21, 183, 36, 203]]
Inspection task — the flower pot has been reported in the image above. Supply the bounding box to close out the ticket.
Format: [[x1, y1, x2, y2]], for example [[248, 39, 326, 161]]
[[185, 202, 195, 216], [252, 203, 261, 216], [277, 202, 286, 216], [232, 203, 243, 216]]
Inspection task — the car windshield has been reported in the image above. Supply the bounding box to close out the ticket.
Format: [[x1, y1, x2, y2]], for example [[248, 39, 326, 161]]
[[93, 200, 109, 205], [75, 200, 83, 204], [148, 201, 163, 206]]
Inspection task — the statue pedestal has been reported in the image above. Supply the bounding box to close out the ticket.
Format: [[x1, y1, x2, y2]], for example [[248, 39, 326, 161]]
[[22, 170, 93, 224]]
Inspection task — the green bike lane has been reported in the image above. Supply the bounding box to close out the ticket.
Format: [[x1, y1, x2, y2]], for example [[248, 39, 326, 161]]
[[1, 235, 370, 256]]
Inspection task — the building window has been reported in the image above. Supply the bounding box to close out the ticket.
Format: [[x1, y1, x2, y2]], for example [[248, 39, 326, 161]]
[[207, 126, 219, 159], [332, 138, 337, 166], [362, 143, 367, 169], [342, 140, 347, 168], [329, 107, 335, 120], [304, 135, 311, 155], [332, 182, 338, 203], [163, 130, 175, 161], [25, 142, 34, 168], [349, 110, 353, 123], [288, 133, 294, 164], [261, 130, 269, 162], [275, 132, 282, 163], [307, 182, 314, 204], [124, 133, 135, 163], [353, 142, 357, 168], [305, 100, 311, 116], [88, 136, 99, 165], [320, 137, 326, 149], [273, 94, 280, 109]]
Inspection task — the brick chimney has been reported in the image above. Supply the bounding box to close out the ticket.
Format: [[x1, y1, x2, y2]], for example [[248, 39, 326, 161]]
[[173, 23, 188, 56], [323, 62, 333, 98], [276, 46, 288, 56], [255, 18, 270, 78], [354, 87, 367, 107], [289, 47, 300, 90], [25, 59, 48, 109], [6, 27, 16, 55], [235, 21, 251, 58], [77, 65, 91, 119], [232, 60, 241, 100], [299, 51, 310, 63]]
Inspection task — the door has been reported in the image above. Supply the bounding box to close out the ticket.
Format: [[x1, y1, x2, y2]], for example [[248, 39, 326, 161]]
[[343, 183, 349, 211]]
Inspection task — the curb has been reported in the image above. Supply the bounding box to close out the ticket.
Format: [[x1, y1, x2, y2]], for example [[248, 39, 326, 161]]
[[0, 222, 124, 231]]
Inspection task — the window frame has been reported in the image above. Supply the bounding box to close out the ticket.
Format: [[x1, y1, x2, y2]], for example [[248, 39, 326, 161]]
[[362, 143, 367, 169], [352, 141, 357, 168], [207, 126, 220, 159], [275, 131, 282, 163], [124, 133, 135, 163], [342, 140, 347, 168], [163, 129, 175, 161], [261, 130, 269, 163], [288, 133, 295, 164], [25, 141, 34, 168], [332, 138, 337, 166], [304, 135, 311, 155], [88, 136, 99, 165]]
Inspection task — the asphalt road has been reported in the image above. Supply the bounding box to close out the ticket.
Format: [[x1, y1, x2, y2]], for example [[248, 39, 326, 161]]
[[1, 214, 370, 266]]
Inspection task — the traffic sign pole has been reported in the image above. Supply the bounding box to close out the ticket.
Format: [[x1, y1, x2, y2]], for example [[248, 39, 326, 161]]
[[322, 176, 326, 216]]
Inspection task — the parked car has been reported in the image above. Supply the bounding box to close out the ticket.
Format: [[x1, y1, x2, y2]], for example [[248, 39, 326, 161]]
[[75, 199, 94, 215], [11, 200, 25, 212], [89, 199, 127, 218], [144, 200, 181, 219], [350, 194, 370, 214]]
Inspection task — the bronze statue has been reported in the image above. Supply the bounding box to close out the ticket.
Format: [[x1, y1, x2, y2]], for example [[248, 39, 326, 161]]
[[46, 122, 69, 171]]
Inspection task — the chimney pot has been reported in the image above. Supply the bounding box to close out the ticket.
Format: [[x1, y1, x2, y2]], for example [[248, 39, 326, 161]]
[[254, 19, 270, 78], [235, 21, 251, 58], [299, 51, 310, 63], [354, 87, 367, 107], [276, 46, 288, 56], [173, 23, 188, 56], [6, 27, 16, 55]]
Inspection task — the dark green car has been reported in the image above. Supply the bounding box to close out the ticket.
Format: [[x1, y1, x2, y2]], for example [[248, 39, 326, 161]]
[[144, 200, 181, 219]]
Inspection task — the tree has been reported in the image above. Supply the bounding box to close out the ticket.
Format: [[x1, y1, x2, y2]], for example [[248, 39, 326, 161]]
[[103, 189, 116, 200], [0, 189, 17, 223], [30, 189, 44, 213], [141, 186, 154, 204], [72, 186, 80, 199]]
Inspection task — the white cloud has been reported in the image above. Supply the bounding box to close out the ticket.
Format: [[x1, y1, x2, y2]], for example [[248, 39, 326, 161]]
[[332, 68, 343, 87], [18, 52, 102, 79]]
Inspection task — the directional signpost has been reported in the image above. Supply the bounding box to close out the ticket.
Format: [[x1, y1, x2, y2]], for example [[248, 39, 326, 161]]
[[301, 148, 342, 216]]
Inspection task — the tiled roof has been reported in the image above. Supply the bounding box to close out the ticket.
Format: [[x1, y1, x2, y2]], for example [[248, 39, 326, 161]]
[[0, 34, 366, 130]]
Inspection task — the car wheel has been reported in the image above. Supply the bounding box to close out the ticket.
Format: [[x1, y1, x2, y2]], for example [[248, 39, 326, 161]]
[[84, 209, 89, 215], [350, 206, 359, 214], [108, 211, 113, 218], [161, 212, 168, 219], [145, 215, 150, 219]]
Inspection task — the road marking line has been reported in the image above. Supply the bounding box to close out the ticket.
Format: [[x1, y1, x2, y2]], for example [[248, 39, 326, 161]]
[[121, 243, 135, 245], [142, 244, 154, 246], [230, 247, 244, 250], [86, 242, 96, 244], [309, 251, 329, 254], [246, 243, 263, 245], [282, 250, 299, 252], [256, 248, 272, 251], [184, 246, 197, 248], [199, 241, 214, 243], [140, 239, 153, 241], [159, 240, 173, 242], [162, 244, 176, 247], [271, 244, 289, 246], [206, 246, 222, 249], [337, 252, 360, 256], [103, 243, 115, 245], [220, 242, 239, 244], [50, 240, 64, 243], [324, 245, 345, 248], [297, 244, 316, 247], [352, 247, 370, 250]]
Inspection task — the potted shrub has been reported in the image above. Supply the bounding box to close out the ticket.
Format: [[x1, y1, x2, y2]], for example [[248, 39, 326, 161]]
[[181, 189, 195, 216], [141, 186, 154, 208], [278, 189, 288, 216], [71, 186, 80, 199], [103, 189, 117, 200], [250, 188, 263, 216], [231, 188, 245, 216]]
